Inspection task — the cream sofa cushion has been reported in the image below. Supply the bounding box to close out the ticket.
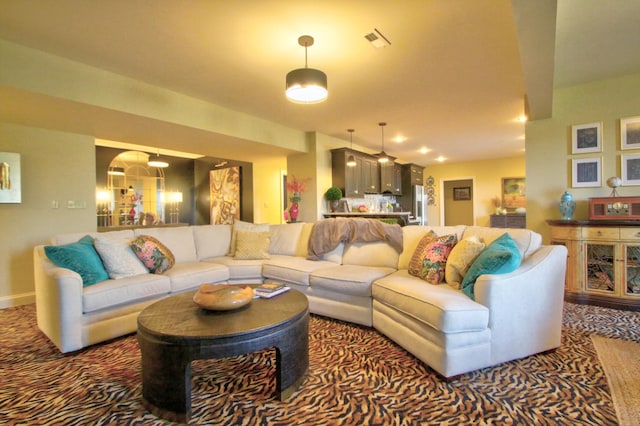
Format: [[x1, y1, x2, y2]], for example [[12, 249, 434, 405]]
[[373, 270, 489, 333], [82, 273, 171, 313], [342, 241, 399, 269], [310, 265, 396, 297], [269, 222, 305, 255], [192, 224, 232, 260], [461, 226, 541, 259]]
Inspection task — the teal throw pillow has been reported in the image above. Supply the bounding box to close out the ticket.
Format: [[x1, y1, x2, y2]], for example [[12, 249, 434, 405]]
[[44, 235, 109, 286], [461, 233, 522, 300]]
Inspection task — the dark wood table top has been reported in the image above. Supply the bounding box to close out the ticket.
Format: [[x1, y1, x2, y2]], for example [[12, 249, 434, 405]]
[[138, 287, 308, 343]]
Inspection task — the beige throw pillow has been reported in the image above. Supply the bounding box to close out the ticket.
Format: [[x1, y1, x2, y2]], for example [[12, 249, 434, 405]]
[[444, 235, 485, 287], [234, 230, 272, 260], [228, 220, 270, 256]]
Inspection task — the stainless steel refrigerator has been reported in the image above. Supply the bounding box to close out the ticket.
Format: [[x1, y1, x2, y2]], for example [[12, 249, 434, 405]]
[[399, 184, 426, 225]]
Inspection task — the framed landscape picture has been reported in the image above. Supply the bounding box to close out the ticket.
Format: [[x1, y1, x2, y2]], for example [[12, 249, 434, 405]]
[[501, 177, 526, 209], [621, 116, 640, 150], [453, 186, 471, 201], [621, 153, 640, 185], [571, 122, 602, 154], [572, 157, 601, 188]]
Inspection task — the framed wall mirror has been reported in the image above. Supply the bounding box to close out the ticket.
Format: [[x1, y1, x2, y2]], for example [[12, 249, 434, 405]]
[[103, 151, 166, 226]]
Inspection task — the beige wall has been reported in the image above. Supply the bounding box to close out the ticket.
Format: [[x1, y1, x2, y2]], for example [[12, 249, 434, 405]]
[[252, 157, 288, 224], [425, 156, 526, 227], [0, 123, 96, 307], [527, 72, 640, 243]]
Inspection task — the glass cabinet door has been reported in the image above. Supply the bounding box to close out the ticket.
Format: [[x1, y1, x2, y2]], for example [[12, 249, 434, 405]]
[[625, 244, 640, 296], [585, 243, 615, 293]]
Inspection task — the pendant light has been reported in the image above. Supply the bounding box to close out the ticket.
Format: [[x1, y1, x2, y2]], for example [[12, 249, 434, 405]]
[[377, 122, 389, 163], [346, 129, 356, 167], [285, 35, 328, 104], [148, 149, 169, 168]]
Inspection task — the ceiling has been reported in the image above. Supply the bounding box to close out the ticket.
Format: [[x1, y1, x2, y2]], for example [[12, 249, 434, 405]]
[[1, 0, 639, 165]]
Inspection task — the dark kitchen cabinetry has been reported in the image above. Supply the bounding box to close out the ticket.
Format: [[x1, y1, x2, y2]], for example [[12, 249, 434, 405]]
[[331, 148, 380, 197], [403, 163, 424, 186], [380, 159, 402, 195]]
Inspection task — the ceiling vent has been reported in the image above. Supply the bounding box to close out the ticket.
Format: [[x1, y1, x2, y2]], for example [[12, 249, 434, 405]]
[[365, 29, 391, 48]]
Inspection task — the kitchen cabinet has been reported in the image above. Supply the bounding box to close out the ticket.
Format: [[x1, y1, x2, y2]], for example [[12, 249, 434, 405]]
[[406, 163, 424, 186], [548, 220, 640, 311], [331, 148, 379, 196], [379, 157, 401, 195]]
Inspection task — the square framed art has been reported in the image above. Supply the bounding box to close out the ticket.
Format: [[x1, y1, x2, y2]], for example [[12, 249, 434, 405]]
[[571, 122, 602, 154], [621, 116, 640, 150], [621, 153, 640, 185], [572, 157, 601, 188]]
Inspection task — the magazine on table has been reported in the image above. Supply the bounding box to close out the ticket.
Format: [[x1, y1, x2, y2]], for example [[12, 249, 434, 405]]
[[255, 282, 286, 293], [254, 285, 290, 298]]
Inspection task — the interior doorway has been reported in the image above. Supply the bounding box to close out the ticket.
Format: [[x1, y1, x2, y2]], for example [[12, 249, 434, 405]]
[[439, 177, 475, 226]]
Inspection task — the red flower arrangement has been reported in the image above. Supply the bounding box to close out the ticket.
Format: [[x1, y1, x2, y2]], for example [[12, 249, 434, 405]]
[[286, 175, 311, 202]]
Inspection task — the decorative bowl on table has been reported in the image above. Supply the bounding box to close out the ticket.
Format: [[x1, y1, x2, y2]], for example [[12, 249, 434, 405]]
[[193, 284, 254, 311]]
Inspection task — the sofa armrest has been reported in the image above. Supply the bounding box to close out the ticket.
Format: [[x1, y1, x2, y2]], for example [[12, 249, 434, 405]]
[[34, 245, 85, 352], [473, 244, 567, 365]]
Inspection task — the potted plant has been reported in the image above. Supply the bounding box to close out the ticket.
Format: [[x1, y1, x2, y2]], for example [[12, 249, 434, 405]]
[[324, 186, 343, 212]]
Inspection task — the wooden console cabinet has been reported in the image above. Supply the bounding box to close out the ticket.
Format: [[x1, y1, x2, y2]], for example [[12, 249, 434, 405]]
[[490, 214, 526, 229], [548, 220, 640, 311]]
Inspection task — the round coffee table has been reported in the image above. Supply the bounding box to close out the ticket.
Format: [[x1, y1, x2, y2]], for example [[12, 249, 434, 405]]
[[137, 286, 309, 423]]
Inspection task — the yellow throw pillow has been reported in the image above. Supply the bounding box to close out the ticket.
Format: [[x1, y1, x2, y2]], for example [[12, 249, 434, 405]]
[[228, 220, 270, 256], [234, 230, 272, 260], [445, 235, 485, 288]]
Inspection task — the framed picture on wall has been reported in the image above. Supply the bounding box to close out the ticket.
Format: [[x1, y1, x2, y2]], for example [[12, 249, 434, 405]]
[[453, 186, 471, 201], [0, 152, 21, 203], [621, 116, 640, 150], [501, 177, 526, 209], [621, 153, 640, 185], [571, 122, 602, 154], [572, 157, 602, 188], [210, 166, 241, 224]]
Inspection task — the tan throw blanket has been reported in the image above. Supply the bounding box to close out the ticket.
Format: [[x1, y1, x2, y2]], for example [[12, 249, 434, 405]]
[[307, 218, 403, 260]]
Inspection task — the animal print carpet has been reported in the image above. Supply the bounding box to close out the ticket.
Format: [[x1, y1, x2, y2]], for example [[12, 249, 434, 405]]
[[1, 302, 638, 425]]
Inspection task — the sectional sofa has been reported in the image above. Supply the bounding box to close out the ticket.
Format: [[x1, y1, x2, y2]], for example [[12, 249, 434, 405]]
[[33, 219, 567, 378]]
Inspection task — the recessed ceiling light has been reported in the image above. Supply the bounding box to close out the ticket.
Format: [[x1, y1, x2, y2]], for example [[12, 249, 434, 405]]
[[436, 156, 446, 162], [518, 115, 528, 123], [419, 147, 430, 154], [393, 135, 406, 143]]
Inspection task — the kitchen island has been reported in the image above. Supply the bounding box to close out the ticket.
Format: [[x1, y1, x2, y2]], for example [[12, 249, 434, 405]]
[[323, 211, 413, 226]]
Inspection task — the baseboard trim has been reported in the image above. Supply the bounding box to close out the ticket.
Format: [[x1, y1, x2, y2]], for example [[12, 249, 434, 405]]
[[564, 291, 640, 312], [0, 292, 35, 309]]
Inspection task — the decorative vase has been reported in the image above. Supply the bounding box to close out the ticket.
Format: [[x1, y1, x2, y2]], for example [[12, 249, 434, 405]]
[[289, 202, 299, 223], [329, 200, 340, 212], [559, 191, 576, 220]]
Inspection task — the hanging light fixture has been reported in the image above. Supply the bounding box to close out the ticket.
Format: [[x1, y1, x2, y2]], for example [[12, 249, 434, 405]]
[[148, 149, 169, 168], [285, 35, 328, 104], [377, 122, 389, 163], [346, 129, 356, 167], [107, 166, 125, 176]]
